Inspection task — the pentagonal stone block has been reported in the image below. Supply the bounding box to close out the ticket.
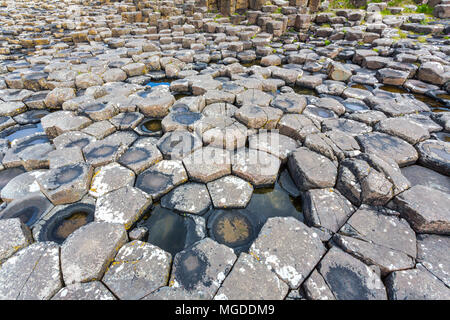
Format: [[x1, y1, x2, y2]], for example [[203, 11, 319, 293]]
[[103, 241, 172, 300], [95, 186, 152, 230], [89, 162, 135, 198], [207, 175, 253, 209], [37, 163, 93, 205], [161, 183, 211, 215], [61, 222, 128, 284]]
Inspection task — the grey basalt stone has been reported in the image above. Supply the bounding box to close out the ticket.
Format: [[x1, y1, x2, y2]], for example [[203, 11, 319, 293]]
[[401, 165, 450, 194], [1, 169, 48, 203], [318, 246, 387, 300], [182, 147, 231, 183], [232, 148, 281, 187], [356, 132, 418, 167], [277, 114, 320, 142], [335, 206, 416, 275], [303, 270, 336, 300], [417, 234, 450, 287], [95, 186, 152, 230], [375, 117, 430, 144], [248, 131, 300, 162], [169, 238, 237, 299], [288, 147, 337, 191], [214, 253, 289, 300], [302, 188, 356, 233], [41, 111, 92, 138], [416, 140, 450, 176], [393, 185, 450, 235], [207, 175, 254, 209], [0, 218, 33, 263], [118, 138, 163, 174], [89, 162, 135, 198], [385, 265, 450, 300], [157, 130, 202, 160], [270, 92, 307, 114], [103, 240, 172, 300], [161, 183, 211, 215], [37, 163, 93, 205], [61, 222, 128, 284], [135, 160, 188, 200], [0, 242, 62, 300], [249, 217, 326, 289], [52, 281, 116, 300]]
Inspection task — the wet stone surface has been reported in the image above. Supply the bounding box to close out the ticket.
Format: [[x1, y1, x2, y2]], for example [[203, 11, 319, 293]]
[[0, 0, 449, 300]]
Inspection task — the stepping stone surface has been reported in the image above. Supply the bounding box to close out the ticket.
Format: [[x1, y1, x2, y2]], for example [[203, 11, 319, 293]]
[[0, 242, 62, 300], [61, 222, 128, 284], [103, 241, 172, 300], [249, 217, 326, 289]]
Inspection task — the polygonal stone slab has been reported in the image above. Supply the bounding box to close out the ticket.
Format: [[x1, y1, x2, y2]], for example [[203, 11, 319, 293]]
[[48, 147, 84, 169], [236, 89, 273, 107], [385, 265, 450, 300], [335, 207, 416, 274], [53, 131, 96, 150], [0, 218, 33, 263], [303, 188, 355, 233], [235, 105, 283, 129], [0, 242, 62, 300], [302, 270, 336, 301], [207, 175, 253, 209], [232, 148, 281, 187], [249, 131, 300, 162], [270, 92, 307, 114], [1, 169, 47, 203], [41, 111, 92, 138], [161, 183, 211, 215], [394, 185, 450, 235], [95, 186, 152, 230], [52, 281, 116, 300], [182, 147, 231, 183], [169, 238, 237, 299], [288, 147, 338, 191], [277, 114, 320, 142], [83, 139, 127, 168], [61, 222, 128, 284], [103, 240, 172, 300], [318, 246, 387, 300], [417, 234, 450, 287], [89, 162, 135, 198], [135, 160, 188, 200], [375, 117, 430, 144], [214, 253, 289, 300], [249, 217, 326, 289], [416, 140, 450, 176], [401, 165, 450, 194], [37, 163, 93, 205], [110, 112, 144, 130], [118, 138, 163, 174], [157, 131, 202, 160], [356, 132, 418, 167]]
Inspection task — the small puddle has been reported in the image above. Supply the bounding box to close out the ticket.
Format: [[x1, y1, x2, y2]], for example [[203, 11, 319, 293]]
[[3, 123, 44, 143], [37, 203, 95, 244], [140, 119, 162, 133]]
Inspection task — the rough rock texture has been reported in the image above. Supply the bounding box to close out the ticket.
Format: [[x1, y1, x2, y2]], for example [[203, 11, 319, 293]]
[[103, 241, 172, 300], [249, 217, 326, 289], [61, 222, 128, 284], [0, 242, 62, 300]]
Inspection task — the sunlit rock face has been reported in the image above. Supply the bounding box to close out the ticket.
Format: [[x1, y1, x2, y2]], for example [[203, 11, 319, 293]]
[[0, 0, 449, 301]]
